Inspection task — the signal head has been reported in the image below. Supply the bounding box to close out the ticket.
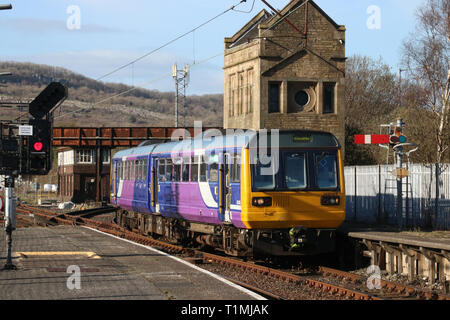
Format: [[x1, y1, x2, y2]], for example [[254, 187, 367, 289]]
[[33, 141, 43, 152]]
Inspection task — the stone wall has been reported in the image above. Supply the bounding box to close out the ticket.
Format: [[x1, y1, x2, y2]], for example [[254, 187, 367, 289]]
[[223, 0, 346, 153]]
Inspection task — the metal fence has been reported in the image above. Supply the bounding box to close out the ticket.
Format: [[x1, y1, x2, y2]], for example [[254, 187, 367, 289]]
[[345, 163, 450, 230]]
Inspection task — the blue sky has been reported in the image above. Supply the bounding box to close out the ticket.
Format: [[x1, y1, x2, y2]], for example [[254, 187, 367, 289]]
[[0, 0, 425, 94]]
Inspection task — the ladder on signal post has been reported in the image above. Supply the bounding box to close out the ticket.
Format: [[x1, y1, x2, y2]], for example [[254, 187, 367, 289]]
[[383, 177, 414, 227]]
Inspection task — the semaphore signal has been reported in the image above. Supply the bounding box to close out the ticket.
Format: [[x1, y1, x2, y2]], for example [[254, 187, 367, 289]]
[[354, 134, 390, 145], [353, 118, 418, 230]]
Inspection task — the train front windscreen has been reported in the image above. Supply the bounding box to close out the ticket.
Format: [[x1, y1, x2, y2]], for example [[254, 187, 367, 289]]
[[251, 150, 339, 192]]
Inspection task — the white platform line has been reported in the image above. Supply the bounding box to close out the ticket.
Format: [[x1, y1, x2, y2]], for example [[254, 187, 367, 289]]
[[84, 227, 266, 300]]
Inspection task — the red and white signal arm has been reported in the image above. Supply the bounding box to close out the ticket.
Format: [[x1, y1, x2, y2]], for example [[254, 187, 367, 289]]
[[354, 134, 390, 145], [0, 195, 4, 212]]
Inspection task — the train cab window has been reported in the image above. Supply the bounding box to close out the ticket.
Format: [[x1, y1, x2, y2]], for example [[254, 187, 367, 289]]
[[191, 156, 199, 182], [182, 157, 190, 182], [284, 152, 307, 189], [231, 154, 241, 183], [173, 158, 181, 182], [315, 153, 338, 189], [158, 159, 166, 182], [252, 156, 276, 190], [199, 156, 207, 182], [209, 162, 218, 182], [165, 159, 173, 181]]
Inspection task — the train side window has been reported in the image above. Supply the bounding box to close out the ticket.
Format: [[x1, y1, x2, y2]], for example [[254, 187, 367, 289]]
[[135, 160, 139, 180], [166, 159, 173, 181], [128, 161, 131, 180], [191, 156, 199, 182], [125, 161, 128, 180], [135, 161, 139, 180], [173, 158, 181, 182], [199, 156, 207, 182], [182, 157, 190, 182], [138, 161, 141, 180], [209, 162, 218, 182], [143, 160, 148, 180], [231, 154, 241, 183], [158, 159, 166, 182], [130, 161, 134, 180]]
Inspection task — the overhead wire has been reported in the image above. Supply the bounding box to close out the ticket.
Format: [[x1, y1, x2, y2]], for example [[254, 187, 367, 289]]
[[56, 0, 256, 120], [95, 0, 248, 82], [54, 52, 224, 120]]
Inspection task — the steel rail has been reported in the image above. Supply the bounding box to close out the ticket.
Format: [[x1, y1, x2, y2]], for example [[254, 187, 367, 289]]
[[16, 204, 449, 301]]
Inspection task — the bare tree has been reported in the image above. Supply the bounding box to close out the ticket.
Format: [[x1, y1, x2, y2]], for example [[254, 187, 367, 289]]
[[402, 0, 450, 163]]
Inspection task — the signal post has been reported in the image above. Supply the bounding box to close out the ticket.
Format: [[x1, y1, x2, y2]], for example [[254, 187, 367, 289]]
[[354, 119, 418, 229], [1, 82, 66, 270]]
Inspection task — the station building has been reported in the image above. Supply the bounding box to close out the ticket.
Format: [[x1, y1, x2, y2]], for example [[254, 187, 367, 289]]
[[57, 147, 111, 203], [223, 0, 346, 150]]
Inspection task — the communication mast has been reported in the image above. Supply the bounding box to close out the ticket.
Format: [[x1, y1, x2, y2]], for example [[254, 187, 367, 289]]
[[172, 64, 189, 128]]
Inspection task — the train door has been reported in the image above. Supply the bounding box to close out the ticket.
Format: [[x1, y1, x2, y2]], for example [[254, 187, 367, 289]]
[[111, 160, 118, 204], [219, 153, 232, 223], [150, 157, 159, 212]]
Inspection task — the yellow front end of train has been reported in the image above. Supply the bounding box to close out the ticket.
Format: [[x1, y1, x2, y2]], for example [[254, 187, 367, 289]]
[[240, 148, 345, 230]]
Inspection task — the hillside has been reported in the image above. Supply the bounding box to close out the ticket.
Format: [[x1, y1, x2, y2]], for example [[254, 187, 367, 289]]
[[0, 61, 223, 127]]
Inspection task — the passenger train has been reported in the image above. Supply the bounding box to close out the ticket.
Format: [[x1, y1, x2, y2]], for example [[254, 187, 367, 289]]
[[111, 130, 345, 257]]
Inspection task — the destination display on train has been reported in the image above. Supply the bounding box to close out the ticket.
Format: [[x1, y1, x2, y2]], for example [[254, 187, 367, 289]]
[[293, 135, 312, 143]]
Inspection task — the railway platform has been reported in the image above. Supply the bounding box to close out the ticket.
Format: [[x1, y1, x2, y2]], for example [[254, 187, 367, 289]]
[[0, 225, 264, 300], [339, 223, 450, 286]]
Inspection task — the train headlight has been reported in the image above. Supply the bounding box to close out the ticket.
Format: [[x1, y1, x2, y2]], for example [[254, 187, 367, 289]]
[[252, 197, 272, 207], [321, 195, 340, 206]]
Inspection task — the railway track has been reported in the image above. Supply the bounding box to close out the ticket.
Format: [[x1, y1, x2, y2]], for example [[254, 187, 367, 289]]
[[13, 204, 450, 301]]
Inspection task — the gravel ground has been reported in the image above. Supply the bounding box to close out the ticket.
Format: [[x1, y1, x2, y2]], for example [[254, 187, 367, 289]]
[[194, 261, 350, 300], [351, 267, 448, 294]]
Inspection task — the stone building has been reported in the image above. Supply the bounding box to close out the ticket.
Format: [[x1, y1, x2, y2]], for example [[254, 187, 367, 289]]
[[57, 147, 111, 203], [223, 0, 346, 149]]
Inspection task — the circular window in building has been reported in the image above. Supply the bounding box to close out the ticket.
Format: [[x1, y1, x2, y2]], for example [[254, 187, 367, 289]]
[[295, 90, 310, 110]]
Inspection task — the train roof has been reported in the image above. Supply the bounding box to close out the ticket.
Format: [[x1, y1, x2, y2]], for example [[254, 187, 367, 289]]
[[112, 129, 340, 159]]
